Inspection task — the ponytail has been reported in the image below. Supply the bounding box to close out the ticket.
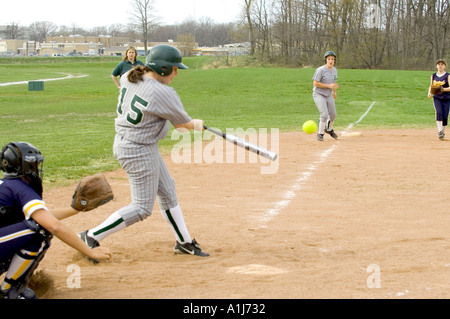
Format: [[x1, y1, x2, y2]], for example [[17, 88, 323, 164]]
[[128, 65, 151, 83]]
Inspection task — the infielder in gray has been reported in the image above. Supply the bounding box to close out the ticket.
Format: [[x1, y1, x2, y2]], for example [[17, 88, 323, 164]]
[[313, 51, 339, 141], [80, 45, 209, 258]]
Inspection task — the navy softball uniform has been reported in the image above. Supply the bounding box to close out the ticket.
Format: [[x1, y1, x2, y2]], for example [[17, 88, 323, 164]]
[[0, 178, 49, 291], [432, 71, 450, 125]]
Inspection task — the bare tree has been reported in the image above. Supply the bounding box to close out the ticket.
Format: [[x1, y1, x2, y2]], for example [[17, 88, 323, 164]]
[[29, 21, 57, 42], [244, 0, 256, 55], [429, 0, 449, 62], [69, 23, 85, 36], [245, 0, 449, 69], [176, 33, 196, 56], [108, 24, 126, 37], [6, 22, 23, 39], [130, 0, 155, 54]]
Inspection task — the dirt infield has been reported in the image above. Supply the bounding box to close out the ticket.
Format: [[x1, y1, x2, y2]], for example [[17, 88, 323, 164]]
[[35, 129, 449, 299]]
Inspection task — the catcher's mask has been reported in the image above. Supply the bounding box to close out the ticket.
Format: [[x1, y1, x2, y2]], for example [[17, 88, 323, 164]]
[[145, 44, 188, 76], [1, 142, 44, 196], [1, 142, 44, 180]]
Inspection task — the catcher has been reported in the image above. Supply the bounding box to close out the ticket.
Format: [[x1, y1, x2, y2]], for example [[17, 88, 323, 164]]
[[0, 142, 112, 299], [428, 59, 450, 140]]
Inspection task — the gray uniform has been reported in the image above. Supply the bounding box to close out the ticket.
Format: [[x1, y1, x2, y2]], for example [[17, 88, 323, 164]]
[[313, 65, 338, 126], [114, 74, 191, 227]]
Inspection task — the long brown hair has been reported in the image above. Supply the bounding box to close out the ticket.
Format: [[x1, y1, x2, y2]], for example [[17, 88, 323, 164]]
[[123, 46, 137, 62], [128, 65, 152, 83]]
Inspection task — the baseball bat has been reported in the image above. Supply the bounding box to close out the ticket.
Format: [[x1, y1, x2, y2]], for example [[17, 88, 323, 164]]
[[204, 125, 278, 161]]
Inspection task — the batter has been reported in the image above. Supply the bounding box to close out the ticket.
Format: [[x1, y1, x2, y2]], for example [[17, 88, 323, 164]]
[[313, 51, 340, 141], [80, 45, 209, 258]]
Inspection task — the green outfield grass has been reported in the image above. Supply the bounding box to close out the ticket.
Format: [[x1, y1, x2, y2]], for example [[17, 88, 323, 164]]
[[0, 56, 434, 186]]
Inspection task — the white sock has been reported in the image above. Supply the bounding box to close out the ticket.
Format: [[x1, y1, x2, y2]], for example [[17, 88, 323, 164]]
[[88, 211, 126, 242], [318, 120, 326, 134], [437, 121, 444, 132], [160, 205, 192, 244], [326, 119, 334, 131]]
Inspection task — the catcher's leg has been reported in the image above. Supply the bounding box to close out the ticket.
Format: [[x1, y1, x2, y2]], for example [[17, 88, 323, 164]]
[[0, 220, 52, 299]]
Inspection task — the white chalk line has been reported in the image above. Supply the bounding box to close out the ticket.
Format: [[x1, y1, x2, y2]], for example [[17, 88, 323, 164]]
[[0, 73, 88, 87], [259, 101, 377, 227]]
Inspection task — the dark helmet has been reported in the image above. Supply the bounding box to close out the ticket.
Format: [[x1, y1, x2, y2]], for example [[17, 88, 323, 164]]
[[145, 44, 188, 76], [324, 50, 337, 61], [1, 142, 44, 178]]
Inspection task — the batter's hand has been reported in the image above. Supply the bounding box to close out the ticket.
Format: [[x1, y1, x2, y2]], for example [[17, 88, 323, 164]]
[[174, 119, 204, 132], [193, 119, 204, 131]]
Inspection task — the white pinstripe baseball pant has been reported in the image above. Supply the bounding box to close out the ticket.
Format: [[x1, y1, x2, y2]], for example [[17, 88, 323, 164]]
[[113, 134, 179, 226]]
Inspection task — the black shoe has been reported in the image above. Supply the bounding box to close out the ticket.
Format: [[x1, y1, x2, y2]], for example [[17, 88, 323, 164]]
[[325, 129, 338, 139], [317, 134, 324, 141], [79, 230, 100, 263], [1, 287, 37, 299], [438, 131, 445, 140], [174, 239, 210, 257]]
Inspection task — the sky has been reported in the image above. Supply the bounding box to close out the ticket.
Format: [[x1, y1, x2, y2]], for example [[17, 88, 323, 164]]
[[0, 0, 245, 29]]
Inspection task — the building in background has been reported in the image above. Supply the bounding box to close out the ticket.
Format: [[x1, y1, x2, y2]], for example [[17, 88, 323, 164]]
[[0, 25, 247, 58]]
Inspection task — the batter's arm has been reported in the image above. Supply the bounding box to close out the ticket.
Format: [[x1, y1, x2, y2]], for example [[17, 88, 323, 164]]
[[174, 119, 204, 132]]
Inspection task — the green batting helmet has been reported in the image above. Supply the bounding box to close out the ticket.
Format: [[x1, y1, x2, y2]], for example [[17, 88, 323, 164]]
[[324, 51, 337, 60], [145, 44, 188, 76]]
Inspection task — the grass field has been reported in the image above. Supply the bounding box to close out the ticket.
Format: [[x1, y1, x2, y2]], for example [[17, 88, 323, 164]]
[[0, 56, 434, 187]]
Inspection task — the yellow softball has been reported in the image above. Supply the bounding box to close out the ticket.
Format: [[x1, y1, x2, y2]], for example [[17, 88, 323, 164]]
[[302, 120, 318, 134]]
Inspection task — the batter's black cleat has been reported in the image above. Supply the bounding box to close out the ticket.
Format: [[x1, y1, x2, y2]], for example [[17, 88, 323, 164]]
[[79, 230, 100, 263], [325, 129, 338, 139], [174, 239, 209, 257], [317, 133, 324, 141], [438, 131, 445, 140]]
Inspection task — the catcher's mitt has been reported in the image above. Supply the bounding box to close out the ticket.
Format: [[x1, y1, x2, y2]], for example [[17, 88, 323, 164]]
[[71, 173, 114, 211]]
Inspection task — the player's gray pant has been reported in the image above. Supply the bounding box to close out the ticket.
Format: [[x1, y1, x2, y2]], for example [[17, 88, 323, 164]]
[[313, 92, 336, 125], [113, 134, 178, 226]]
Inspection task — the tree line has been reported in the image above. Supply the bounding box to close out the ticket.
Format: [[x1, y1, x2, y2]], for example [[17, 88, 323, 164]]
[[2, 0, 448, 70], [245, 0, 449, 69], [1, 19, 241, 48]]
